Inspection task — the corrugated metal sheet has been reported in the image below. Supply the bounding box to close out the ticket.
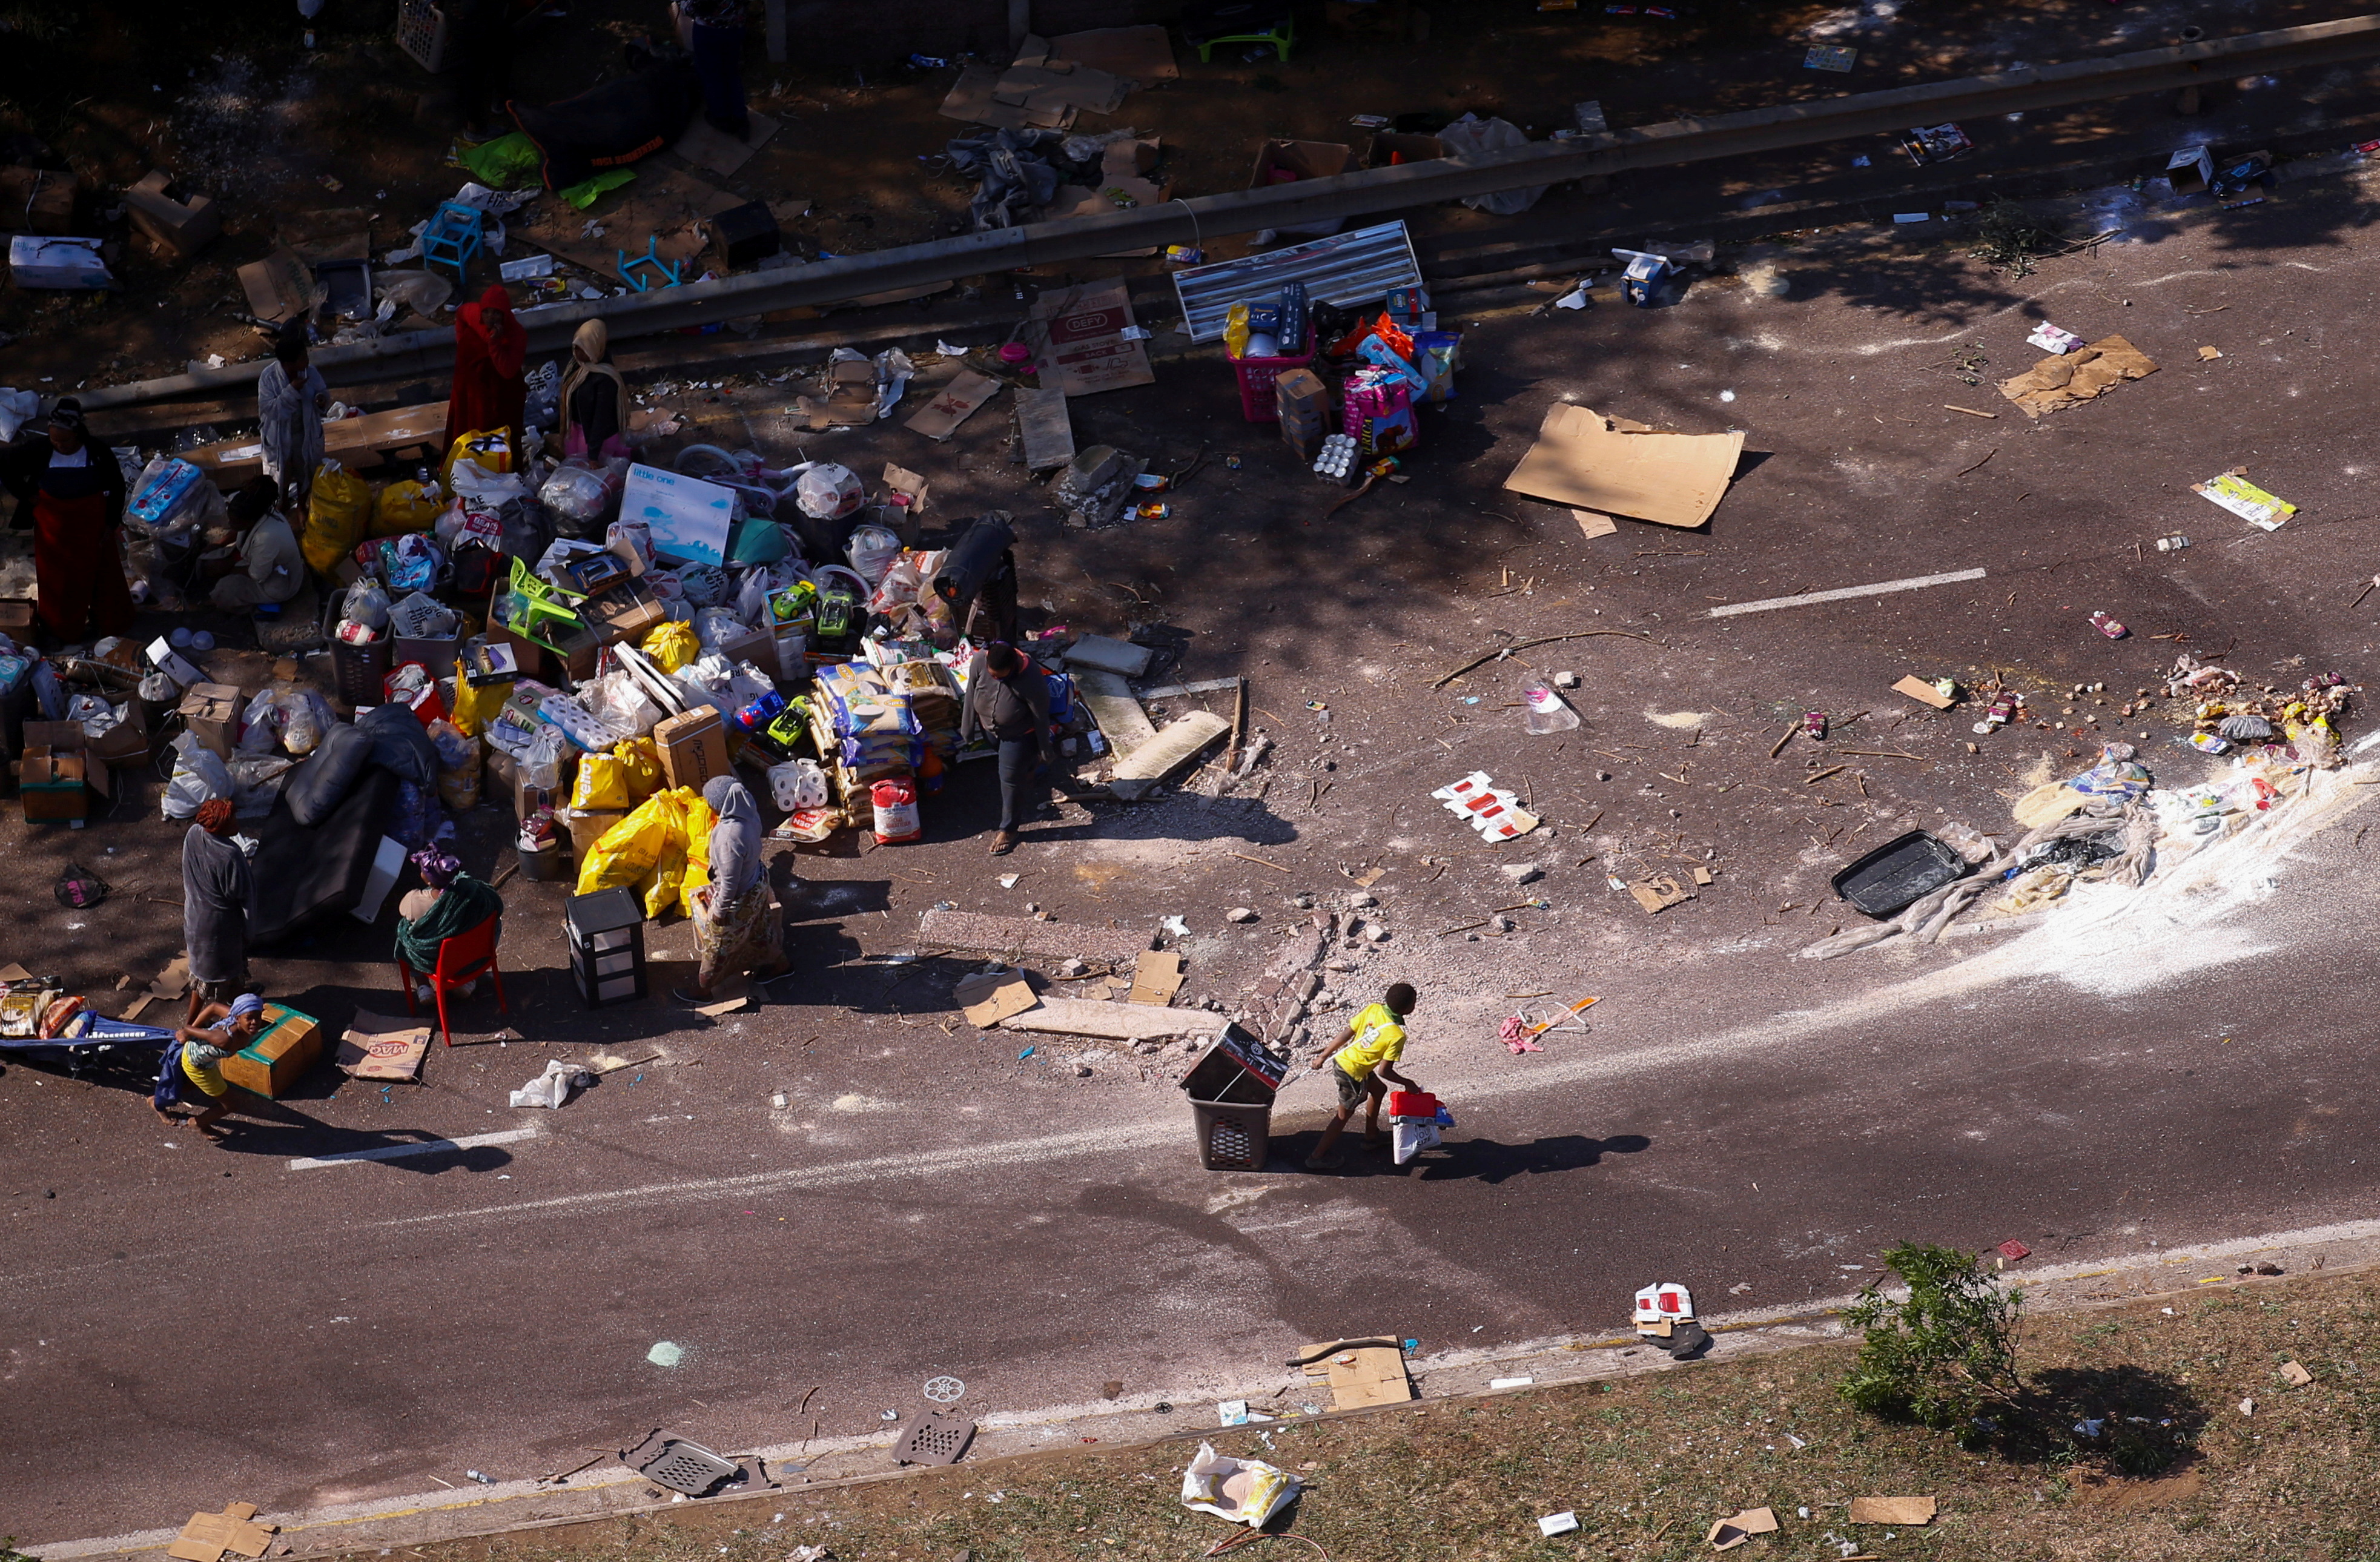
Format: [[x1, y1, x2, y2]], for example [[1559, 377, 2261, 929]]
[[1171, 220, 1423, 343]]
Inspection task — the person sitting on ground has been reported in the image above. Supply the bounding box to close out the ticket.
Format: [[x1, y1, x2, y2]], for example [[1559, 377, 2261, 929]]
[[558, 319, 629, 458], [181, 798, 254, 1024], [1304, 982, 1421, 1170], [394, 846, 504, 996], [959, 640, 1059, 857], [208, 476, 302, 612], [154, 991, 273, 1140], [676, 775, 790, 1003]]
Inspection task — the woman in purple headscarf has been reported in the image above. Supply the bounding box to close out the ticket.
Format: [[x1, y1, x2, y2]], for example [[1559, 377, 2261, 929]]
[[392, 846, 503, 984]]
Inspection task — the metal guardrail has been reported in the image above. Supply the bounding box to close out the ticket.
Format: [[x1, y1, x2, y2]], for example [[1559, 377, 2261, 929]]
[[74, 13, 2380, 411]]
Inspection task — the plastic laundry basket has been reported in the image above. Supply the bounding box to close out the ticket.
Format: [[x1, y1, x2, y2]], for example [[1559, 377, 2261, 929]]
[[322, 587, 392, 707], [1190, 1096, 1272, 1172], [1229, 329, 1317, 423]]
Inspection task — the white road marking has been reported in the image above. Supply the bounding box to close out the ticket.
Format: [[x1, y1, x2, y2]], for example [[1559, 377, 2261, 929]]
[[288, 1127, 538, 1171], [1705, 568, 1987, 618]]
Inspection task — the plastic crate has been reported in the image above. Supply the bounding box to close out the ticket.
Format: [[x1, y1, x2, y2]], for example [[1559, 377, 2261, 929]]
[[397, 0, 451, 72], [321, 587, 393, 707], [1189, 1096, 1272, 1171], [1228, 329, 1317, 423]]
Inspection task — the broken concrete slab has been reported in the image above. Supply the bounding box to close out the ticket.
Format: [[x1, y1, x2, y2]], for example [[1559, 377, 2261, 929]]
[[1061, 634, 1155, 677], [1109, 711, 1231, 799], [917, 908, 1154, 967], [1074, 666, 1160, 758]]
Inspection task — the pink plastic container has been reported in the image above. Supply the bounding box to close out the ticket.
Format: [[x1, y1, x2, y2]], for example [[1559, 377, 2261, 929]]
[[1228, 328, 1317, 422]]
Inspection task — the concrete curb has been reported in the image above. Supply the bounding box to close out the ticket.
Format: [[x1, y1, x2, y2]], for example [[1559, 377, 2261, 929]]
[[41, 1217, 2380, 1562]]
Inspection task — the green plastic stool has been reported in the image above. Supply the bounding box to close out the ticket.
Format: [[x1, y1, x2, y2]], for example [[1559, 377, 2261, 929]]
[[1183, 1, 1295, 63]]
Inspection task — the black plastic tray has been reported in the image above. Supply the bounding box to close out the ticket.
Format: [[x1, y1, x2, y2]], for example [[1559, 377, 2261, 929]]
[[1831, 829, 1968, 918]]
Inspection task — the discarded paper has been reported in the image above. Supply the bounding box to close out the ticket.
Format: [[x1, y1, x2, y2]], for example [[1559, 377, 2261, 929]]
[[1995, 335, 2157, 418], [1707, 1507, 1778, 1550], [1504, 404, 1744, 528], [1848, 1496, 1937, 1524], [2195, 471, 2295, 530]]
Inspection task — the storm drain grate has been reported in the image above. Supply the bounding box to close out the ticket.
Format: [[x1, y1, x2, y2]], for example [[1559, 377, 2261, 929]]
[[620, 1429, 741, 1495], [894, 1412, 975, 1466]]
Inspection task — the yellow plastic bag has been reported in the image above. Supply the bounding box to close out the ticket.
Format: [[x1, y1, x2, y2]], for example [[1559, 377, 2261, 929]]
[[449, 658, 508, 737], [635, 788, 693, 920], [615, 736, 663, 803], [573, 790, 679, 898], [572, 750, 631, 812], [642, 619, 698, 673], [442, 429, 511, 484], [678, 795, 715, 917], [300, 460, 375, 575], [371, 478, 443, 538]]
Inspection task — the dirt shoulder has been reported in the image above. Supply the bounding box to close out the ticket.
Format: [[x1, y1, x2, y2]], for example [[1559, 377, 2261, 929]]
[[306, 1264, 2380, 1562]]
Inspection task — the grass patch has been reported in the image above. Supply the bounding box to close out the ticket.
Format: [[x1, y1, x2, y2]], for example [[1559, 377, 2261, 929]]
[[371, 1270, 2380, 1562]]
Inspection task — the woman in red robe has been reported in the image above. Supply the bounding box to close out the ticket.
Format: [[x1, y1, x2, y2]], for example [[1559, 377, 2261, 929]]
[[445, 285, 528, 458], [0, 399, 134, 645]]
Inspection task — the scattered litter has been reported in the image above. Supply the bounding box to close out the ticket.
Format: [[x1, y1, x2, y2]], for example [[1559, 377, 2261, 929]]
[[1849, 1497, 1937, 1524], [510, 1059, 594, 1108], [1996, 1239, 2031, 1260], [620, 1429, 741, 1495], [924, 1374, 966, 1401], [1180, 1441, 1299, 1527], [2239, 1396, 2257, 1416], [1539, 1511, 1581, 1537], [1628, 876, 1693, 914], [1504, 404, 1743, 528], [2026, 322, 2086, 355], [2195, 471, 2296, 530], [1433, 771, 1541, 842], [2198, 344, 2224, 361], [1707, 1507, 1779, 1550], [1489, 1375, 1535, 1389], [1892, 674, 1957, 710], [2089, 611, 2129, 640], [168, 1503, 277, 1562], [1805, 45, 1858, 70], [1997, 335, 2157, 417], [646, 1341, 684, 1366]]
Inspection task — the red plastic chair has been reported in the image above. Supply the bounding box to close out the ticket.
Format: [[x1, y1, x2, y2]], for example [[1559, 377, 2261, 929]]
[[395, 914, 510, 1046]]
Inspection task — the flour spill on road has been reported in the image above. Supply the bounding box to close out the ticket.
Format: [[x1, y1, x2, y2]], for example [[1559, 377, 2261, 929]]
[[287, 1127, 539, 1171]]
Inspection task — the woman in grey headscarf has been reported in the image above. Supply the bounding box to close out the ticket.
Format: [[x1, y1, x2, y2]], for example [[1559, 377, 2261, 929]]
[[677, 775, 788, 1002], [181, 799, 253, 1024], [256, 322, 326, 506]]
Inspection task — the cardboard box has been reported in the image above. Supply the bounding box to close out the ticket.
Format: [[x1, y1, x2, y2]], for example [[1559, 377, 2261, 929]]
[[20, 720, 109, 821], [1026, 276, 1155, 397], [565, 805, 628, 862], [1249, 139, 1355, 236], [486, 746, 577, 821], [904, 371, 1003, 441], [1275, 368, 1329, 460], [1365, 131, 1445, 169], [9, 234, 112, 290], [177, 682, 242, 759], [653, 707, 729, 791], [236, 248, 315, 326], [220, 1003, 322, 1098], [0, 166, 78, 234], [2166, 145, 2215, 195], [124, 170, 222, 261], [84, 697, 153, 767], [583, 578, 667, 646]]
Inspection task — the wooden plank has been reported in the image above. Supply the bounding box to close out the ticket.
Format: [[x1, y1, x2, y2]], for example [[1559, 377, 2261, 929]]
[[1074, 667, 1158, 758], [999, 996, 1217, 1041], [1014, 385, 1076, 471], [185, 401, 449, 486], [916, 908, 1153, 966]]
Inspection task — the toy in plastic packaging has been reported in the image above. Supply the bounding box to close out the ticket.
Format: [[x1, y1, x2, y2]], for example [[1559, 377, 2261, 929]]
[[770, 579, 819, 632], [796, 462, 865, 521], [1178, 1443, 1298, 1528], [128, 458, 208, 529]]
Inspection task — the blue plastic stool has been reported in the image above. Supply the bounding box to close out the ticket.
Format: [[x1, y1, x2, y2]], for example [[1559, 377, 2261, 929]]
[[419, 201, 484, 282], [617, 236, 683, 292]]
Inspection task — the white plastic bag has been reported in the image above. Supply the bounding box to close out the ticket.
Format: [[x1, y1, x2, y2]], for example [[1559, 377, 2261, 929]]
[[227, 753, 294, 819], [1179, 1443, 1299, 1528], [161, 733, 234, 819], [690, 604, 747, 650], [607, 518, 656, 573], [796, 462, 864, 521], [845, 524, 902, 585], [449, 457, 526, 505], [237, 688, 286, 754], [389, 591, 459, 640], [1437, 114, 1550, 214], [509, 1059, 593, 1108], [1392, 1117, 1443, 1165], [583, 665, 665, 738], [769, 758, 829, 811], [282, 687, 332, 755], [344, 580, 392, 631]]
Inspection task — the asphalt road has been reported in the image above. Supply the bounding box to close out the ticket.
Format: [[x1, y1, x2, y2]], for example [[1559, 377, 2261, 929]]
[[9, 157, 2380, 1544]]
